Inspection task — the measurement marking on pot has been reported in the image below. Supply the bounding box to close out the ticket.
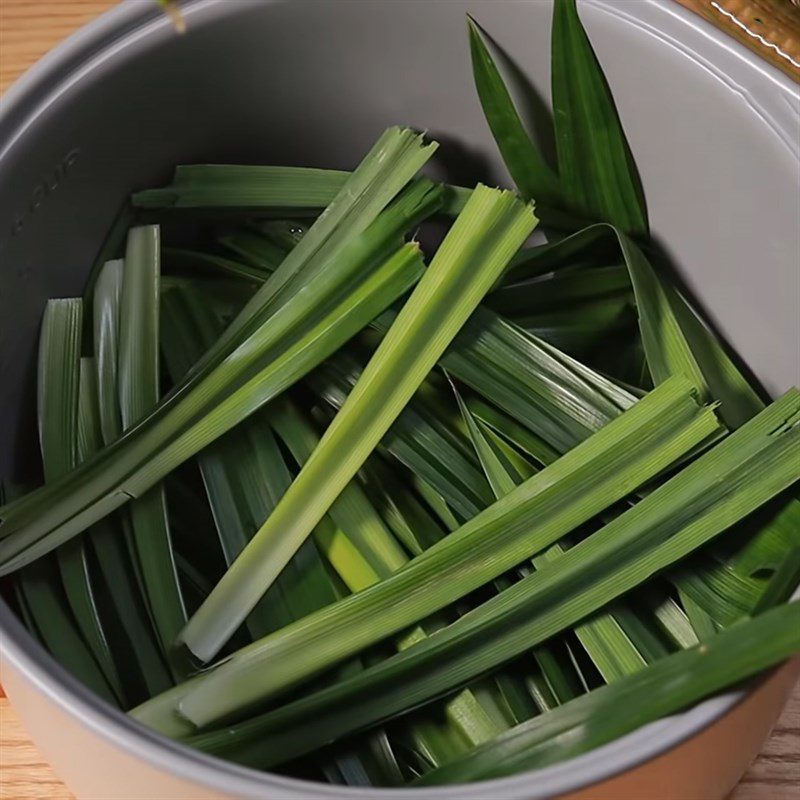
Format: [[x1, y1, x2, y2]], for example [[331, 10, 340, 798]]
[[8, 148, 80, 242]]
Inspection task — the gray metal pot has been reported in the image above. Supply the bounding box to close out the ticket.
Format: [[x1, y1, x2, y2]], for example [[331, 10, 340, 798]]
[[1, 1, 798, 798]]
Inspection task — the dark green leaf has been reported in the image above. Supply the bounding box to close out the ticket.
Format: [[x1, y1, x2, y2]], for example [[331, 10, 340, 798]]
[[467, 16, 561, 206], [551, 0, 648, 234], [417, 601, 800, 783]]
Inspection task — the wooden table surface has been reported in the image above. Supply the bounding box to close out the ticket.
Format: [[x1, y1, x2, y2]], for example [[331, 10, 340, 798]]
[[0, 1, 798, 799]]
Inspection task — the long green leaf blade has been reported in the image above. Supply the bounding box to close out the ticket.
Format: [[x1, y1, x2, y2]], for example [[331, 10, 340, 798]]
[[551, 0, 648, 234], [667, 287, 765, 428], [310, 355, 494, 521], [213, 130, 436, 354], [270, 398, 408, 577], [454, 383, 588, 704], [37, 300, 82, 481], [118, 225, 187, 671], [618, 232, 707, 395], [44, 301, 122, 699], [17, 300, 117, 704], [157, 296, 501, 762], [55, 355, 124, 701], [132, 164, 467, 218], [92, 259, 124, 444], [186, 391, 795, 764], [179, 184, 538, 662], [467, 16, 561, 206], [78, 357, 173, 701], [133, 166, 350, 210], [417, 601, 800, 783], [270, 396, 510, 751], [166, 376, 717, 726], [456, 384, 649, 683], [159, 285, 280, 639], [606, 227, 800, 613]]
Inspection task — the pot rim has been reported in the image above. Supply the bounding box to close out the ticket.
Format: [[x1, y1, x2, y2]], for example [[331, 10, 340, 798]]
[[0, 1, 797, 798]]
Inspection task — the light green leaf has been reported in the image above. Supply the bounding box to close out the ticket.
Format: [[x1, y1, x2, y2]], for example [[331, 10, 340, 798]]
[[185, 390, 794, 766], [169, 376, 717, 726], [178, 184, 538, 663]]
